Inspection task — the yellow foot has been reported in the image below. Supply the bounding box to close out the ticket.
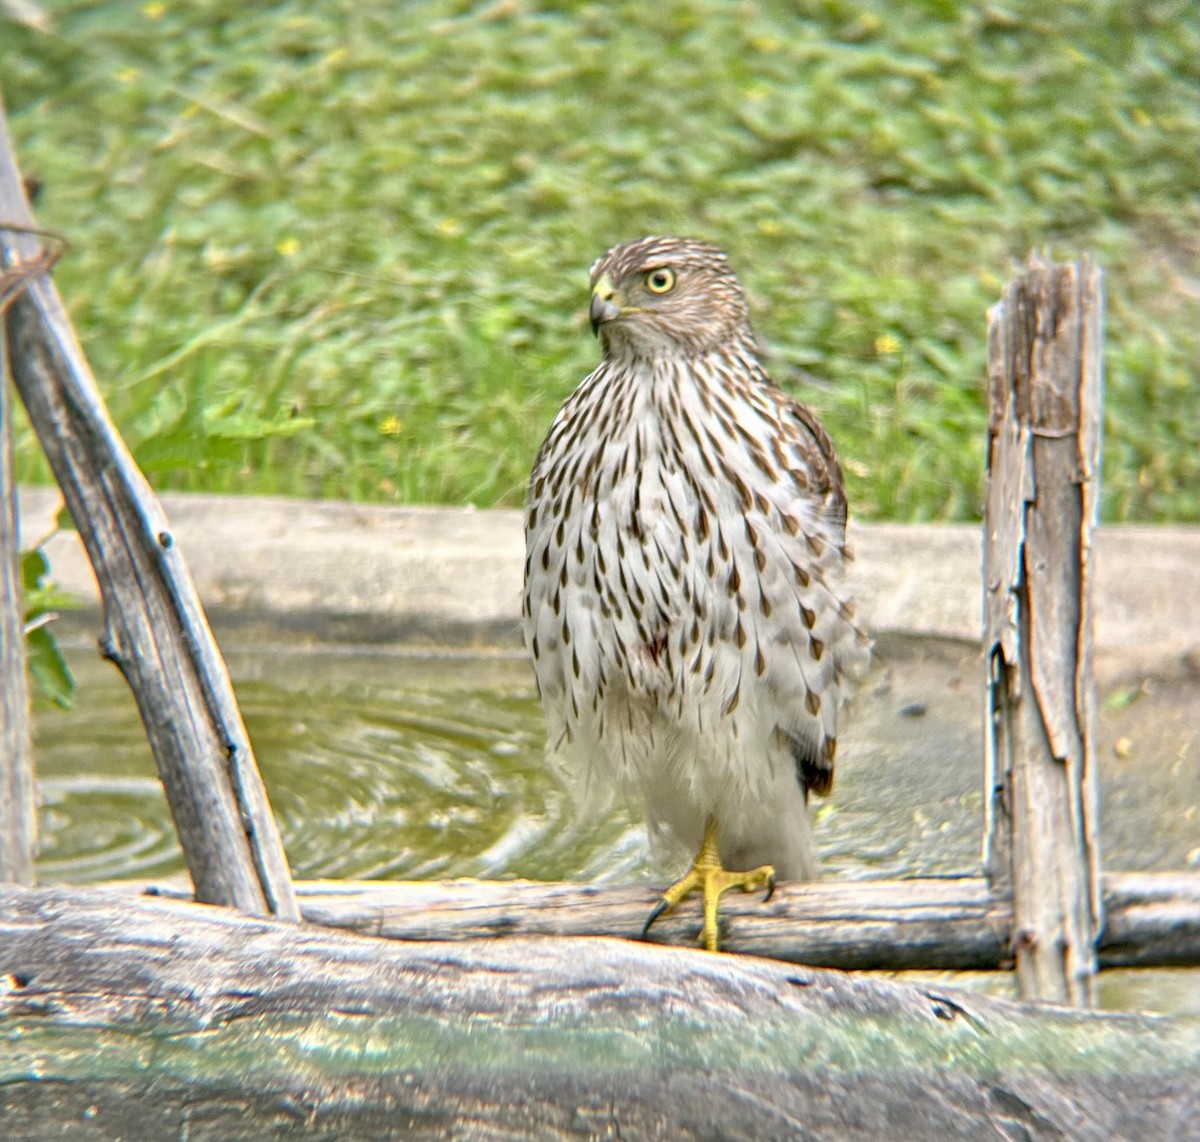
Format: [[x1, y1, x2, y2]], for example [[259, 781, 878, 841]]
[[641, 816, 775, 953]]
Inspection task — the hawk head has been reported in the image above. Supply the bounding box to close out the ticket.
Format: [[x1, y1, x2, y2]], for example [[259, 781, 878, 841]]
[[588, 236, 754, 357]]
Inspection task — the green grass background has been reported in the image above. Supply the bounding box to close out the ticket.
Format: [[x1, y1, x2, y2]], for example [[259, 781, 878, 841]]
[[2, 0, 1197, 521]]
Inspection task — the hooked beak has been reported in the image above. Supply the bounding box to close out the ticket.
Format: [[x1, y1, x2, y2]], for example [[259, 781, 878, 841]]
[[590, 274, 622, 337]]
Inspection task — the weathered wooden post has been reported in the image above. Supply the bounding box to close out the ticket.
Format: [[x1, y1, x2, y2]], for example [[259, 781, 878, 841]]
[[0, 266, 35, 884], [983, 256, 1104, 1005], [0, 92, 298, 919]]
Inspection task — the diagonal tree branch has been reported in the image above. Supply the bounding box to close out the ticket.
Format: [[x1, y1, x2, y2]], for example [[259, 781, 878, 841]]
[[0, 87, 296, 919]]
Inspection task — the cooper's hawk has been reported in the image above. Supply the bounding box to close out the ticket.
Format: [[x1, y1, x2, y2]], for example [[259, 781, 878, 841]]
[[522, 236, 867, 951]]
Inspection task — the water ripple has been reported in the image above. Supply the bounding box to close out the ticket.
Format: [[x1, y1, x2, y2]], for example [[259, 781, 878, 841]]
[[31, 644, 1198, 891]]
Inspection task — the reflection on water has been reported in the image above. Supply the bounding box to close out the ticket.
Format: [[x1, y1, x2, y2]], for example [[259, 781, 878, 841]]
[[31, 637, 1199, 1013]]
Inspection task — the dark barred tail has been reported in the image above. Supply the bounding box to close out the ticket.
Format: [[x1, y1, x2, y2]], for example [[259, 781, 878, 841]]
[[786, 730, 836, 799]]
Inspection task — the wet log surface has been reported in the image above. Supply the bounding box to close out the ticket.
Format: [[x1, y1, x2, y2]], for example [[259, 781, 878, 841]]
[[1, 885, 1198, 1141]]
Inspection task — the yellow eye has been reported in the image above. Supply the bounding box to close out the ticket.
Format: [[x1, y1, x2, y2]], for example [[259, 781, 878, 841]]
[[645, 267, 676, 294]]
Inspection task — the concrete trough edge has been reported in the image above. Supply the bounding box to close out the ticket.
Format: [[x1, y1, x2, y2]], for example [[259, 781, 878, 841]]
[[15, 487, 1200, 673]]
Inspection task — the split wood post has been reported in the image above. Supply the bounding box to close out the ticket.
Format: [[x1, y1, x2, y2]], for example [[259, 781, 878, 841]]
[[0, 91, 297, 919], [983, 255, 1104, 1006], [0, 277, 34, 884]]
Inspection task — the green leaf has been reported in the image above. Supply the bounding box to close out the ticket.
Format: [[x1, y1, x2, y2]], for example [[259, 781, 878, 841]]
[[20, 546, 50, 592], [26, 624, 75, 710], [20, 545, 79, 710], [1103, 685, 1142, 713]]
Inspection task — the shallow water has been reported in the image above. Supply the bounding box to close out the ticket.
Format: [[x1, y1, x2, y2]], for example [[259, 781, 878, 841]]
[[31, 636, 1199, 1013]]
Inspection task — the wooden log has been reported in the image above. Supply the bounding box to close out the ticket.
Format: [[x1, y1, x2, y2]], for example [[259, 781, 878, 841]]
[[984, 256, 1104, 1005], [113, 872, 1200, 970], [310, 875, 1009, 969], [0, 93, 297, 920], [0, 277, 34, 885], [1, 884, 1197, 1141], [1098, 872, 1200, 968], [288, 872, 1200, 969]]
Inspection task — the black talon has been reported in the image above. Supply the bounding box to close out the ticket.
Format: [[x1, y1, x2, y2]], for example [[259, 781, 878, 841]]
[[641, 899, 669, 940], [763, 872, 776, 904]]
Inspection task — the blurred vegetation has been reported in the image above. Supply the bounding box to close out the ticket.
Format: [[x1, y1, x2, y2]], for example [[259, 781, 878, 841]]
[[21, 544, 76, 709], [1, 0, 1196, 521]]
